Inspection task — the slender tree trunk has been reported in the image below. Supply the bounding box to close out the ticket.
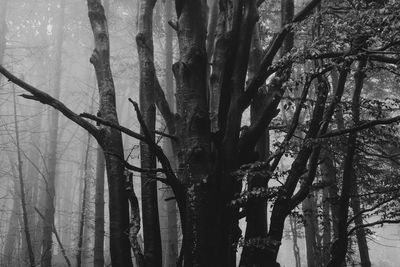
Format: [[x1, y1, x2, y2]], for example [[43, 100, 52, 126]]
[[87, 1, 133, 266], [351, 178, 371, 267], [0, 0, 7, 73], [160, 1, 178, 265], [92, 5, 107, 267], [3, 162, 20, 266], [320, 149, 338, 264], [126, 173, 146, 267], [136, 0, 162, 266], [41, 1, 65, 266], [23, 102, 43, 263], [327, 59, 367, 267], [289, 215, 301, 267], [77, 133, 91, 267], [13, 89, 36, 267], [302, 193, 318, 267], [93, 145, 105, 267]]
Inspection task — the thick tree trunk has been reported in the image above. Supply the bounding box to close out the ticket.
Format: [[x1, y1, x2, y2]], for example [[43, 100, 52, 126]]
[[173, 1, 214, 266], [136, 0, 162, 266], [41, 1, 66, 266], [87, 1, 133, 266], [93, 145, 105, 267]]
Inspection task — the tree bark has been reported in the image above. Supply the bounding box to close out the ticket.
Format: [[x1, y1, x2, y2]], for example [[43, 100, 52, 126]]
[[136, 0, 162, 266], [173, 1, 214, 266], [41, 1, 66, 266], [93, 145, 105, 267], [87, 1, 133, 266]]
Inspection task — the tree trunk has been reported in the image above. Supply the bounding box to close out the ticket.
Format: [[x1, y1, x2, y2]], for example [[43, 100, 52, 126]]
[[289, 215, 301, 267], [160, 1, 179, 265], [302, 193, 318, 267], [41, 1, 66, 266], [13, 89, 36, 267], [87, 1, 133, 266], [320, 149, 338, 264], [0, 0, 7, 73], [3, 162, 20, 266], [173, 1, 215, 266], [327, 59, 367, 267], [93, 145, 105, 267], [136, 0, 162, 266], [76, 133, 91, 267], [351, 178, 371, 267], [239, 24, 269, 267]]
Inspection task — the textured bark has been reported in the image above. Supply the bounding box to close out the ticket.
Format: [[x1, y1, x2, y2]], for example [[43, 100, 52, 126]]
[[93, 145, 105, 267], [327, 59, 367, 267], [136, 0, 162, 266], [41, 1, 65, 266], [173, 1, 214, 266], [87, 0, 133, 266]]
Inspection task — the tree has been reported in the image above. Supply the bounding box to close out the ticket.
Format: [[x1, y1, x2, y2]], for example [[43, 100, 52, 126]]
[[41, 1, 66, 265], [2, 0, 400, 266], [136, 0, 162, 265]]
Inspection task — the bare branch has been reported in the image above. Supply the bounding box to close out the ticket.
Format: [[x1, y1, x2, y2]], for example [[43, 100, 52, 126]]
[[154, 77, 177, 136], [80, 112, 146, 142], [347, 219, 400, 236], [347, 195, 400, 227], [239, 0, 322, 111], [128, 98, 186, 209], [319, 115, 400, 138], [0, 65, 100, 139]]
